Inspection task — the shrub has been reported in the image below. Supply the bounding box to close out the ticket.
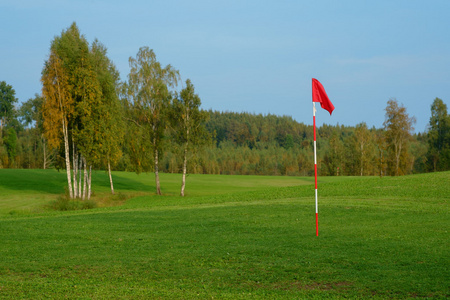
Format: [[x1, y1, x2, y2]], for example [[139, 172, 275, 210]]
[[48, 196, 97, 211]]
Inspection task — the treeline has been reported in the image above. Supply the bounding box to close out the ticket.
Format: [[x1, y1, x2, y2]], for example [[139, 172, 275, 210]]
[[1, 23, 450, 197], [2, 94, 448, 177], [157, 104, 445, 177]]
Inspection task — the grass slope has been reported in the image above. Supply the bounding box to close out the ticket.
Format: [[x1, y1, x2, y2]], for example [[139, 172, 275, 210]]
[[0, 169, 312, 215], [0, 170, 449, 299]]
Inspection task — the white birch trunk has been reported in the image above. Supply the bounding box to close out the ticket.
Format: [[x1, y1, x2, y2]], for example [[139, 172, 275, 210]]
[[82, 157, 87, 200], [181, 108, 190, 197], [53, 61, 73, 198], [181, 123, 189, 197], [108, 160, 114, 195], [42, 137, 47, 170], [87, 165, 92, 200], [62, 118, 73, 199], [72, 144, 78, 199], [396, 141, 402, 176], [155, 148, 161, 195], [181, 143, 187, 197], [78, 154, 82, 198]]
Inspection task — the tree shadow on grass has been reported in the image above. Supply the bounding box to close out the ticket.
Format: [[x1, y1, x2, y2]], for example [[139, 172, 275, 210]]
[[91, 171, 155, 194], [0, 169, 66, 195], [0, 169, 155, 196]]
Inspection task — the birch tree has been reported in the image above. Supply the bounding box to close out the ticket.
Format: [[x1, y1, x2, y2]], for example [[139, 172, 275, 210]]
[[42, 22, 120, 199], [426, 97, 450, 171], [323, 131, 343, 175], [383, 99, 416, 176], [0, 81, 18, 145], [173, 79, 209, 196], [375, 128, 388, 177], [126, 47, 179, 195], [72, 47, 102, 200], [42, 50, 75, 198], [354, 122, 375, 176], [90, 40, 124, 194]]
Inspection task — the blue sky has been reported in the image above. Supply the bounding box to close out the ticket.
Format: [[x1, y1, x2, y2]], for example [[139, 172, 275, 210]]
[[1, 0, 449, 132]]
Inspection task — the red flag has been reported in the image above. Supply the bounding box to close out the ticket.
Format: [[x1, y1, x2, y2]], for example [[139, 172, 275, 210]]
[[312, 78, 335, 115]]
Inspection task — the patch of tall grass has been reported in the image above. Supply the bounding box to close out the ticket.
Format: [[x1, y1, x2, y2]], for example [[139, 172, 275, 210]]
[[46, 195, 97, 211]]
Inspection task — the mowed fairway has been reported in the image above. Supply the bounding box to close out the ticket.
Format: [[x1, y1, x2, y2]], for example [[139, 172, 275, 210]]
[[0, 170, 448, 299]]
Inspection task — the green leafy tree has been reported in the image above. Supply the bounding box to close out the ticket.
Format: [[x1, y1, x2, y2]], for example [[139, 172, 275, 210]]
[[172, 79, 209, 196], [42, 44, 75, 197], [19, 94, 51, 169], [410, 133, 428, 173], [374, 128, 388, 177], [18, 94, 42, 168], [4, 128, 17, 166], [383, 99, 416, 176], [42, 22, 100, 199], [126, 47, 179, 195], [0, 81, 18, 143], [42, 22, 119, 199], [323, 130, 344, 175], [353, 122, 375, 176], [90, 40, 124, 194], [426, 97, 450, 171], [284, 134, 294, 150], [19, 94, 43, 128]]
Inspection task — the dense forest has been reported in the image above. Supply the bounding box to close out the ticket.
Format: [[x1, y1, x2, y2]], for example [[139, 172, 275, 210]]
[[138, 104, 447, 177], [1, 23, 449, 197]]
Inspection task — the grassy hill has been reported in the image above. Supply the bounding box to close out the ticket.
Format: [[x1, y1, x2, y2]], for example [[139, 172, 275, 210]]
[[0, 170, 448, 298], [0, 169, 313, 215]]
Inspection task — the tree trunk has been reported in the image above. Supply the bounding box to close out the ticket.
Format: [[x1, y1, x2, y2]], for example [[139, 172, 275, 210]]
[[108, 160, 114, 195], [42, 137, 47, 170], [82, 157, 87, 200], [72, 144, 78, 198], [78, 155, 82, 198], [181, 142, 188, 197], [87, 165, 92, 200], [395, 140, 402, 176], [155, 148, 161, 195], [62, 119, 73, 199]]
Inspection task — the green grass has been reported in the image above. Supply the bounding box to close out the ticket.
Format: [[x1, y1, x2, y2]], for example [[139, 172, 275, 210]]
[[0, 170, 449, 299], [0, 169, 313, 215]]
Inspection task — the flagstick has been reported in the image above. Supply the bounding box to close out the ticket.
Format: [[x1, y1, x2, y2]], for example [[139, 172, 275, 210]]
[[313, 102, 319, 236], [311, 78, 334, 236]]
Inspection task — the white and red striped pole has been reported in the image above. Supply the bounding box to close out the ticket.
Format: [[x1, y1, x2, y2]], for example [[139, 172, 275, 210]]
[[311, 78, 334, 236], [313, 101, 319, 236]]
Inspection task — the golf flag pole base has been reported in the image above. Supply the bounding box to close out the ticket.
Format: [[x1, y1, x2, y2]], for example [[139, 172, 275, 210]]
[[316, 213, 319, 236]]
